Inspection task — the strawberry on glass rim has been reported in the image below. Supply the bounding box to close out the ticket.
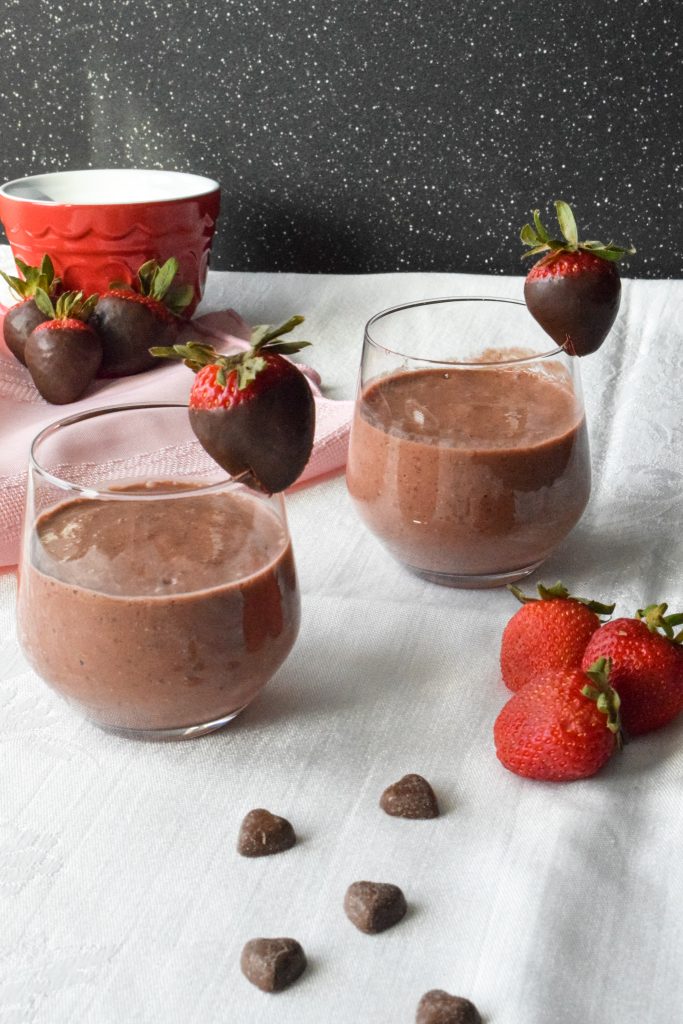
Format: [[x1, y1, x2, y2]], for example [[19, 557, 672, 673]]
[[521, 200, 635, 356], [152, 315, 316, 494]]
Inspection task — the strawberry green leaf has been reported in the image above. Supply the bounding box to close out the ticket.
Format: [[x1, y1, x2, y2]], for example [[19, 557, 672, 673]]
[[14, 257, 32, 279], [555, 200, 578, 248], [34, 287, 56, 319], [51, 290, 98, 322], [251, 315, 306, 350], [137, 260, 158, 295], [152, 258, 179, 301], [637, 603, 683, 641], [521, 243, 551, 259], [263, 340, 312, 355], [165, 283, 194, 316], [509, 581, 614, 616], [520, 223, 539, 247], [596, 243, 637, 262], [149, 341, 229, 373], [0, 271, 29, 299], [236, 355, 266, 389], [39, 254, 55, 283], [532, 210, 550, 243], [537, 582, 570, 601], [582, 656, 623, 742], [79, 294, 99, 320]]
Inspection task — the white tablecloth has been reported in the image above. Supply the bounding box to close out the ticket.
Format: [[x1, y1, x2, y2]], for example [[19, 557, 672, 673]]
[[1, 263, 682, 1024]]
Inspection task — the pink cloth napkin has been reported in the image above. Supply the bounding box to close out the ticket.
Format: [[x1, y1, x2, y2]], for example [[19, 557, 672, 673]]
[[0, 307, 353, 568]]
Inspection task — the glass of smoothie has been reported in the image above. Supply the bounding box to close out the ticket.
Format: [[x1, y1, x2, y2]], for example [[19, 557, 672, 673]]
[[346, 297, 591, 588], [17, 403, 300, 738]]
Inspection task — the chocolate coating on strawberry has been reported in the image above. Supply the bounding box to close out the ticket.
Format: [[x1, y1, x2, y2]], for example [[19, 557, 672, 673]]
[[520, 201, 635, 356], [90, 258, 193, 377], [93, 291, 177, 376], [152, 316, 316, 494], [26, 290, 101, 404], [189, 357, 314, 493], [4, 299, 48, 365], [1, 255, 60, 364]]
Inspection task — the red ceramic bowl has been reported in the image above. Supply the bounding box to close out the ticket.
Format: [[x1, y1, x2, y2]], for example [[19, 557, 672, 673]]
[[0, 169, 220, 316]]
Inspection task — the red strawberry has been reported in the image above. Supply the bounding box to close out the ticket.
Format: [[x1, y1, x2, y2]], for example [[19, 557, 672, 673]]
[[152, 316, 315, 493], [26, 290, 101, 404], [500, 581, 615, 692], [581, 604, 683, 736], [521, 201, 635, 356], [0, 255, 60, 365], [494, 658, 622, 782], [90, 258, 193, 377]]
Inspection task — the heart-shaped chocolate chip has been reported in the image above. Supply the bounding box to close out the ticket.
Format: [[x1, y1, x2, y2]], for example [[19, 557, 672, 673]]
[[343, 880, 407, 934], [240, 937, 306, 992], [380, 774, 439, 819], [237, 808, 296, 857], [416, 990, 482, 1024]]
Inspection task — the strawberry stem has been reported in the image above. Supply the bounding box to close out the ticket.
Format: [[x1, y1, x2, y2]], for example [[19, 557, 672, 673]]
[[150, 316, 310, 389], [636, 603, 683, 644], [1, 254, 60, 302], [109, 258, 194, 316], [34, 288, 98, 322], [520, 201, 636, 264], [581, 657, 624, 747], [507, 581, 615, 617]]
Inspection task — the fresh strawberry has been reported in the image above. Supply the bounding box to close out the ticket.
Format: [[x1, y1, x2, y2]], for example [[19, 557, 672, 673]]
[[581, 604, 683, 736], [520, 201, 635, 356], [494, 658, 622, 782], [90, 258, 193, 377], [26, 290, 101, 404], [500, 581, 615, 692], [152, 316, 315, 493], [0, 255, 60, 365]]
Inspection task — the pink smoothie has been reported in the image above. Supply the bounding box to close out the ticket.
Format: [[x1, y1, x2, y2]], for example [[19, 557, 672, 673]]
[[346, 364, 590, 578], [17, 485, 299, 731]]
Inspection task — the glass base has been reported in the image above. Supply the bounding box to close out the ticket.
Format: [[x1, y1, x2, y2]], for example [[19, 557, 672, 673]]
[[407, 560, 543, 590], [97, 705, 248, 741]]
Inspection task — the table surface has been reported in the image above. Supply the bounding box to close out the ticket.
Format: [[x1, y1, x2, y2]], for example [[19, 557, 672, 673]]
[[1, 266, 682, 1024]]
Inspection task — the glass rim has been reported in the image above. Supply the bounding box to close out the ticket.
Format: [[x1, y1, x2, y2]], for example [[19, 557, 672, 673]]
[[29, 401, 245, 501], [364, 295, 564, 366]]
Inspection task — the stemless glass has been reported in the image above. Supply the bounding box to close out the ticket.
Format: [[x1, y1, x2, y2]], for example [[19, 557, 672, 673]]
[[346, 297, 591, 588], [16, 404, 300, 738]]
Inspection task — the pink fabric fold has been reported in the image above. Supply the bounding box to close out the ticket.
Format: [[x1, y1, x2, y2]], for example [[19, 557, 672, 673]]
[[0, 307, 353, 567]]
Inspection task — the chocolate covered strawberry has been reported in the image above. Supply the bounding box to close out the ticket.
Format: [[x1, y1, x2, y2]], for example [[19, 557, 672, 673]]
[[581, 604, 683, 736], [152, 316, 315, 493], [501, 581, 615, 692], [90, 258, 193, 377], [521, 201, 635, 356], [26, 290, 101, 404], [494, 658, 622, 782], [0, 255, 60, 365]]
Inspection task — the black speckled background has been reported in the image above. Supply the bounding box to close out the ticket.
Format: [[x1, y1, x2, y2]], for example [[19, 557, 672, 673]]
[[0, 0, 679, 275]]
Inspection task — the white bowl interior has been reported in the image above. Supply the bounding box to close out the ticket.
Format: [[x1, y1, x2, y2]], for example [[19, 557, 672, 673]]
[[0, 169, 219, 205]]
